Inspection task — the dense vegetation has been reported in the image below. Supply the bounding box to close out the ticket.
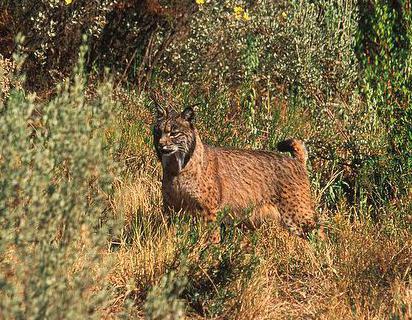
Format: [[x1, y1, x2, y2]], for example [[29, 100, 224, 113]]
[[0, 0, 411, 319]]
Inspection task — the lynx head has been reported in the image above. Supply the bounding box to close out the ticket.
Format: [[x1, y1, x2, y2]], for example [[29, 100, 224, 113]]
[[153, 102, 196, 172]]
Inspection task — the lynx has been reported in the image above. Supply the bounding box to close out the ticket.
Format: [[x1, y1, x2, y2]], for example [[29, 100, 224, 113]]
[[153, 103, 320, 237]]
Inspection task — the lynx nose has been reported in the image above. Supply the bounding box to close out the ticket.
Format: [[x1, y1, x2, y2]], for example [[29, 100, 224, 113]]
[[159, 136, 175, 153], [159, 136, 170, 146]]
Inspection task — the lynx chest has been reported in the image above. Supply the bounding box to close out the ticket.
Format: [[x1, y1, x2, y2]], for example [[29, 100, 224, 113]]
[[162, 172, 203, 213]]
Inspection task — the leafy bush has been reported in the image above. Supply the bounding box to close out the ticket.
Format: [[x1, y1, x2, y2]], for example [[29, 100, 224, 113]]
[[356, 1, 412, 201], [144, 269, 187, 320], [162, 0, 358, 96], [0, 45, 118, 319]]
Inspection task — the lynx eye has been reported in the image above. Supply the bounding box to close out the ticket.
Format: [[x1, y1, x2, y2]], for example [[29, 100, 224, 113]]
[[170, 126, 181, 137], [170, 130, 181, 137]]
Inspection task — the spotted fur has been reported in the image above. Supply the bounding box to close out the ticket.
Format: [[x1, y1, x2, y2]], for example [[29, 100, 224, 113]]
[[153, 105, 319, 237]]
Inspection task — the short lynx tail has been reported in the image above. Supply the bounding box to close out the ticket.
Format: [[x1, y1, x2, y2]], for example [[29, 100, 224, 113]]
[[277, 138, 308, 166]]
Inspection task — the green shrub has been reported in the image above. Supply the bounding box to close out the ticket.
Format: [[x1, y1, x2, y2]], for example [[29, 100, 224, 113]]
[[0, 45, 118, 319], [162, 0, 358, 95], [144, 269, 188, 320], [356, 1, 412, 201]]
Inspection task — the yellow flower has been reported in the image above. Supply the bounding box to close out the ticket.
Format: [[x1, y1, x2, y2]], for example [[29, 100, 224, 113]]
[[65, 0, 73, 4], [243, 11, 251, 21], [234, 6, 244, 19], [234, 6, 244, 14], [195, 0, 205, 5]]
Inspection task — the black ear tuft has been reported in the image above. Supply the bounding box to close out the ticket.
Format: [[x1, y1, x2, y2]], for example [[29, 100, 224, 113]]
[[181, 106, 195, 122], [153, 99, 167, 120]]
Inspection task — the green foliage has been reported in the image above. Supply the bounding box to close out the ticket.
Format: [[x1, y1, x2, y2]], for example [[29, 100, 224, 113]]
[[143, 221, 259, 319], [1, 0, 119, 87], [162, 0, 358, 95], [145, 269, 188, 320], [182, 228, 259, 318], [0, 45, 117, 319], [356, 0, 412, 200]]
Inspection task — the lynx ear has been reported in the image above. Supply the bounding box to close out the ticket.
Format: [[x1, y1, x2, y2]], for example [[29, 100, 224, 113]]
[[181, 106, 195, 122]]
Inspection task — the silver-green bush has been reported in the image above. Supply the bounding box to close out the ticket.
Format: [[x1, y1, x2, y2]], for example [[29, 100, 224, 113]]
[[0, 45, 117, 319]]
